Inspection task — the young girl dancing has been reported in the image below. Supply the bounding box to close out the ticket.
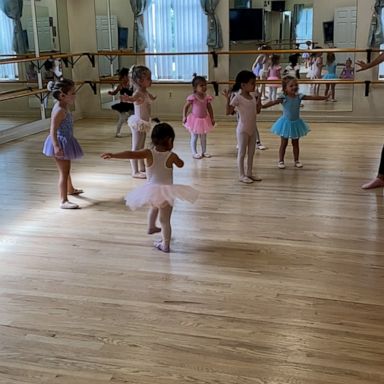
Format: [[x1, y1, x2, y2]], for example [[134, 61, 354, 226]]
[[101, 123, 198, 253], [182, 74, 215, 159], [339, 58, 354, 80], [323, 53, 338, 102], [124, 65, 156, 179], [262, 76, 329, 169], [223, 70, 263, 184], [108, 67, 134, 137], [42, 79, 84, 209], [267, 54, 282, 101]]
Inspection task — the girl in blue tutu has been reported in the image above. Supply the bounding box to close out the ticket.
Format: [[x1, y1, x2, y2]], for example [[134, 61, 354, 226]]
[[42, 79, 84, 209], [262, 76, 329, 169]]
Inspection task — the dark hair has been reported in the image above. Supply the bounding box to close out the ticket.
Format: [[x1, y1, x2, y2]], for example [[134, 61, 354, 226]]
[[231, 70, 256, 93], [130, 65, 151, 86], [48, 78, 75, 100], [281, 76, 296, 94], [271, 54, 280, 66], [118, 67, 129, 80], [192, 73, 207, 90], [289, 54, 300, 67], [151, 122, 175, 147], [326, 52, 336, 64]]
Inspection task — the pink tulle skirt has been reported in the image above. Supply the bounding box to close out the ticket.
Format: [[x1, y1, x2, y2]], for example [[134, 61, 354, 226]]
[[184, 115, 214, 134], [125, 183, 199, 210]]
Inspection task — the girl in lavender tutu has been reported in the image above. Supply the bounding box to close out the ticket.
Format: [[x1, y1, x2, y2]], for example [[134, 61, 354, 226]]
[[42, 79, 83, 209], [101, 123, 198, 253], [182, 74, 215, 159]]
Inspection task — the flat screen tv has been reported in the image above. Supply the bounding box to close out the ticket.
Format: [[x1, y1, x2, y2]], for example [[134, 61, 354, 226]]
[[229, 8, 264, 41]]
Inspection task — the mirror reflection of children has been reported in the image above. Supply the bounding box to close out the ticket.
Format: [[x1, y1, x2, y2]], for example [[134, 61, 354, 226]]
[[339, 58, 354, 80], [323, 53, 338, 102], [101, 123, 198, 253], [262, 76, 329, 169], [267, 54, 281, 101], [108, 67, 134, 138], [182, 74, 215, 159]]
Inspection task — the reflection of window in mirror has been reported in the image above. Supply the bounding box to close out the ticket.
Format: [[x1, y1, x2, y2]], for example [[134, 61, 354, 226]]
[[295, 7, 313, 48], [379, 8, 384, 80], [0, 11, 18, 80], [233, 0, 251, 7]]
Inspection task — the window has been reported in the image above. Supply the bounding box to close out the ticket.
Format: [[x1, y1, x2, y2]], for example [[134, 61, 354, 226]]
[[296, 8, 313, 48], [0, 11, 18, 80], [144, 0, 208, 81]]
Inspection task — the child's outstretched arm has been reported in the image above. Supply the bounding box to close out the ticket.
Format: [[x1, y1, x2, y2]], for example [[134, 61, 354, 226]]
[[101, 149, 150, 160], [222, 89, 235, 115], [50, 108, 66, 157], [108, 84, 121, 96], [261, 98, 282, 109], [255, 90, 262, 114], [302, 94, 330, 101], [169, 153, 184, 168], [148, 91, 157, 101]]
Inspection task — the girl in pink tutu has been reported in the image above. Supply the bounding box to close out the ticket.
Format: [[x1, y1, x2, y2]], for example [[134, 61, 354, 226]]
[[182, 74, 215, 159], [42, 79, 83, 209], [101, 123, 198, 253]]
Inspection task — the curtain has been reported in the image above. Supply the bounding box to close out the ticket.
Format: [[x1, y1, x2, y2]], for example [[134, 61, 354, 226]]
[[0, 8, 17, 79], [129, 0, 151, 52], [368, 0, 384, 47], [0, 0, 27, 54], [200, 0, 223, 50], [292, 4, 304, 41], [144, 0, 208, 80]]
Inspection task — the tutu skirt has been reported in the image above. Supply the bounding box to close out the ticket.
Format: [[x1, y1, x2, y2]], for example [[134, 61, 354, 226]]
[[184, 115, 214, 134], [267, 76, 280, 88], [125, 184, 199, 210], [128, 115, 151, 133], [42, 135, 83, 160], [323, 73, 337, 80], [252, 63, 261, 77], [111, 102, 134, 113], [271, 116, 310, 139]]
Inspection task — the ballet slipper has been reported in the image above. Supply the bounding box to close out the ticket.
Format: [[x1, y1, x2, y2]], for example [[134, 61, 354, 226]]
[[361, 177, 384, 190], [153, 239, 170, 253]]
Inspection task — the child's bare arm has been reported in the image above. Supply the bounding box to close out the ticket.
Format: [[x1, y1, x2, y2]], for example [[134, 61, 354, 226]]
[[182, 101, 191, 123], [169, 153, 184, 168], [302, 94, 329, 101], [222, 89, 235, 115], [101, 149, 150, 160], [207, 103, 215, 125], [108, 85, 121, 95], [261, 99, 282, 108]]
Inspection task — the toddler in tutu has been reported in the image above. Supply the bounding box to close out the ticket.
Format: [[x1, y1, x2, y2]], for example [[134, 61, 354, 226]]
[[101, 123, 198, 253], [262, 76, 329, 169], [183, 74, 215, 159], [42, 79, 83, 209]]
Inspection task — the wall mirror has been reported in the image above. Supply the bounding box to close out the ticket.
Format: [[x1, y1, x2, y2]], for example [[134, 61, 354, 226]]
[[94, 0, 136, 110], [228, 0, 357, 112]]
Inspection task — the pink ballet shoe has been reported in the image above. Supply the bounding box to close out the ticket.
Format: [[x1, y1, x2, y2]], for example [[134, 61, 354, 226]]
[[361, 177, 384, 190]]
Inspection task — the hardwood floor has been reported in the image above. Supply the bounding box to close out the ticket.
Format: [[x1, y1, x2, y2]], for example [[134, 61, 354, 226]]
[[0, 118, 383, 384]]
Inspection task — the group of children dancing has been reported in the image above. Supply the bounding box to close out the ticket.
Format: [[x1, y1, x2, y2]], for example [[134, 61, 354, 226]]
[[41, 58, 381, 252]]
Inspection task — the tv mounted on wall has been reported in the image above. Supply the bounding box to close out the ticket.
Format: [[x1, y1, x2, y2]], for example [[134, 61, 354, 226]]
[[229, 8, 264, 41]]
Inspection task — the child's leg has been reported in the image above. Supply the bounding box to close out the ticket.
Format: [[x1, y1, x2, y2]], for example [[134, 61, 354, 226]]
[[137, 132, 146, 173], [130, 128, 146, 177], [200, 134, 211, 157], [246, 131, 256, 177], [154, 204, 173, 252], [115, 112, 127, 137], [362, 145, 384, 189], [331, 84, 336, 100], [325, 84, 330, 97], [279, 137, 289, 163], [237, 132, 252, 183], [292, 138, 301, 164], [148, 207, 161, 234], [54, 159, 78, 208], [190, 133, 201, 158]]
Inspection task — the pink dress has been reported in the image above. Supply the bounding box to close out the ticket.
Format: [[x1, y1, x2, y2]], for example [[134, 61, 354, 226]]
[[267, 65, 281, 88], [184, 94, 214, 134], [125, 149, 199, 210]]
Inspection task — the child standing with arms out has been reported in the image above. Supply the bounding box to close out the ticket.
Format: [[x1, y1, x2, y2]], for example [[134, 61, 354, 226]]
[[182, 74, 215, 159], [222, 70, 263, 184], [323, 53, 338, 102], [124, 65, 156, 179], [101, 123, 198, 253], [262, 76, 329, 169], [339, 58, 354, 80], [42, 79, 84, 209], [108, 67, 134, 137]]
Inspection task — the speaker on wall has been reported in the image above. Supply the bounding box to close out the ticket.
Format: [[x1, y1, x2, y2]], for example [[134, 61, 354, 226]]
[[271, 1, 285, 12]]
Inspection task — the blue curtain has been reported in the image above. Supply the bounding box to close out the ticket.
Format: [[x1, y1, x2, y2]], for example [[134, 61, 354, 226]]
[[0, 0, 27, 54], [368, 0, 384, 47], [200, 0, 223, 50], [129, 0, 151, 52]]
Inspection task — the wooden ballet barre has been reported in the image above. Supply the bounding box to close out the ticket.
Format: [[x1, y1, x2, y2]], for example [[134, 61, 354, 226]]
[[0, 88, 48, 102]]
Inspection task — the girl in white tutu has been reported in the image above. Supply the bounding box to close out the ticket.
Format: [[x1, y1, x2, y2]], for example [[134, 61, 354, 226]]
[[101, 123, 198, 253], [122, 65, 156, 179], [262, 76, 329, 169], [182, 74, 215, 159]]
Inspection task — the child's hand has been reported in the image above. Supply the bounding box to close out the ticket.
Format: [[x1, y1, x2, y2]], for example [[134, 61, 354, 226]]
[[101, 152, 113, 159], [182, 116, 187, 124], [54, 145, 63, 158], [149, 93, 157, 101], [211, 118, 216, 126], [108, 90, 114, 95], [222, 89, 230, 98]]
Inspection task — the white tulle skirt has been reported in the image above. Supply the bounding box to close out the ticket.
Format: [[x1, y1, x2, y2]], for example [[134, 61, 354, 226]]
[[125, 183, 199, 210], [128, 115, 151, 132]]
